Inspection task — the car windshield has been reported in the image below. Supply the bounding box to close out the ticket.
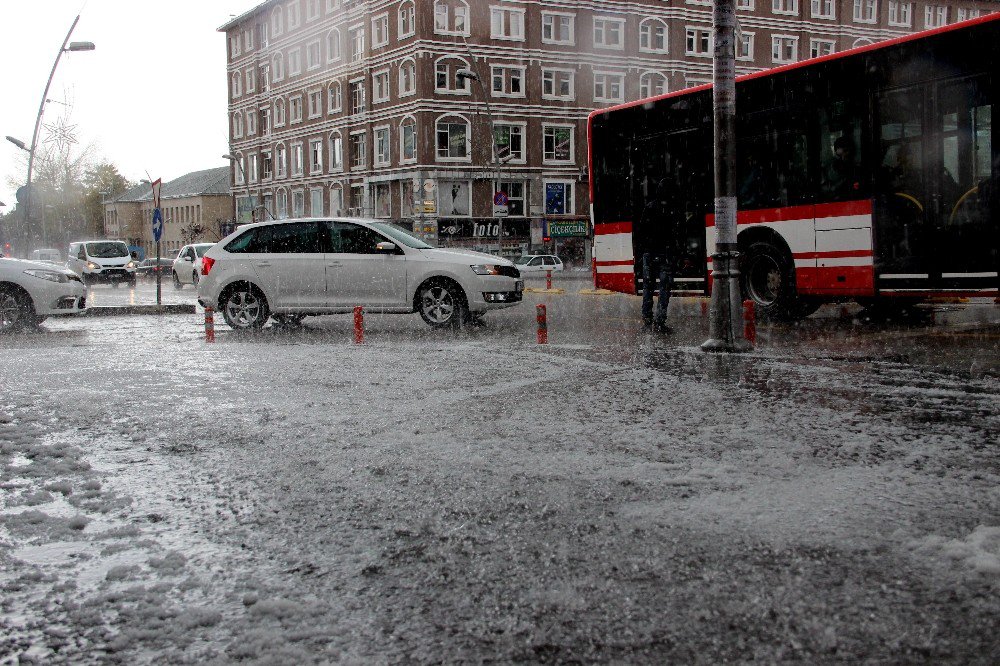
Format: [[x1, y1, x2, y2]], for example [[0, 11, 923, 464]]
[[194, 244, 213, 257], [368, 222, 434, 249], [86, 242, 129, 258], [514, 256, 533, 265]]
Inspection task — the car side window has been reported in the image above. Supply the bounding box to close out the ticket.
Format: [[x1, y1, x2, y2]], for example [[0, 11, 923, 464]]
[[78, 246, 86, 260], [529, 257, 542, 266], [225, 229, 259, 253], [328, 222, 384, 254], [543, 257, 555, 265], [262, 222, 324, 253]]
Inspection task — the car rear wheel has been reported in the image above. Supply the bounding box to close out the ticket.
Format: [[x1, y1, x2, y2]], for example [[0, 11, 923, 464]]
[[220, 284, 270, 330], [172, 271, 183, 290], [0, 286, 36, 334], [417, 279, 467, 328]]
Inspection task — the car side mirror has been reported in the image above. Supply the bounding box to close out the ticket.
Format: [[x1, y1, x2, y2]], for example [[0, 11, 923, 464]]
[[375, 241, 397, 254]]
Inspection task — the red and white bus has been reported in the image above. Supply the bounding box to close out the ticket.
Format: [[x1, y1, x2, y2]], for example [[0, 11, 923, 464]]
[[589, 14, 999, 319]]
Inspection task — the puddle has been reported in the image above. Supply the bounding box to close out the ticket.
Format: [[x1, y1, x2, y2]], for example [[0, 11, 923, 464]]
[[12, 540, 150, 589]]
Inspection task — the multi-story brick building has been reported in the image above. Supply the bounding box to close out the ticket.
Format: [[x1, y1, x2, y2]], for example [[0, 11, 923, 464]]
[[103, 167, 232, 259], [220, 0, 992, 264]]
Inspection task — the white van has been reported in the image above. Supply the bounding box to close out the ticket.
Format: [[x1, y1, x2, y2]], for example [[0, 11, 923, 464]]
[[67, 240, 137, 286], [30, 248, 62, 265]]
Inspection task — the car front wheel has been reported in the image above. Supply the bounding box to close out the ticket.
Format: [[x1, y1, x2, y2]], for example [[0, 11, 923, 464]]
[[417, 279, 466, 328], [172, 271, 183, 290], [0, 286, 36, 334], [220, 284, 270, 330]]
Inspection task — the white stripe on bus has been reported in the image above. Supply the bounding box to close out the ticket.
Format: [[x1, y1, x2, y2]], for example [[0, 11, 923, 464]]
[[941, 272, 998, 278], [880, 274, 929, 279]]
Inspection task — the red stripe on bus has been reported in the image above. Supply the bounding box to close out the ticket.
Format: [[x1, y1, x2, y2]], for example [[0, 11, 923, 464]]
[[878, 290, 999, 298], [793, 250, 873, 260], [596, 272, 637, 295], [798, 266, 875, 295], [596, 260, 634, 267], [706, 200, 873, 227], [595, 221, 632, 235]]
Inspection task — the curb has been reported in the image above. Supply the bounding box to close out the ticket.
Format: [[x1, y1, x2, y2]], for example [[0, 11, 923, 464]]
[[86, 304, 197, 317], [579, 289, 616, 295], [524, 287, 566, 294]]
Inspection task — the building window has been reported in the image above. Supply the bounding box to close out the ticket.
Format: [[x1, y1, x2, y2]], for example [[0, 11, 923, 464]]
[[544, 181, 573, 215], [372, 13, 389, 48], [639, 72, 667, 98], [329, 82, 342, 113], [399, 59, 416, 96], [373, 183, 391, 218], [811, 0, 835, 18], [491, 65, 524, 97], [772, 35, 798, 63], [773, 0, 798, 14], [350, 79, 366, 114], [307, 0, 320, 21], [271, 7, 283, 36], [230, 34, 241, 58], [400, 117, 417, 162], [810, 38, 836, 58], [493, 123, 524, 163], [924, 5, 947, 27], [276, 144, 287, 178], [246, 110, 257, 136], [350, 132, 367, 169], [957, 7, 980, 21], [438, 181, 471, 217], [308, 89, 323, 118], [593, 17, 625, 49], [289, 95, 303, 123], [245, 69, 256, 94], [291, 143, 304, 176], [736, 0, 755, 9], [292, 190, 305, 218], [274, 99, 286, 127], [372, 69, 390, 103], [310, 139, 323, 173], [350, 25, 365, 61], [262, 151, 273, 180], [327, 29, 342, 61], [330, 186, 343, 215], [330, 132, 343, 171], [435, 58, 471, 94], [542, 12, 575, 45], [853, 0, 877, 23], [310, 188, 323, 217], [542, 68, 574, 99], [639, 19, 668, 53], [685, 27, 712, 55], [593, 72, 625, 103], [737, 32, 755, 60], [259, 22, 269, 48], [327, 0, 340, 12], [434, 0, 470, 36], [273, 53, 285, 81], [248, 154, 259, 183], [399, 1, 416, 37], [543, 125, 573, 162], [260, 64, 270, 93], [496, 181, 526, 216], [888, 1, 912, 25], [288, 2, 301, 29], [491, 7, 525, 40], [231, 72, 242, 98], [260, 107, 270, 136], [374, 126, 390, 166], [436, 117, 470, 160], [306, 40, 321, 70], [288, 48, 302, 76], [276, 190, 288, 219], [233, 113, 243, 139]]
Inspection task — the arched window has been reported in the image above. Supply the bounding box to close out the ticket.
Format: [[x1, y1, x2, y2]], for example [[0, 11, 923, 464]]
[[434, 0, 470, 36], [329, 131, 344, 170], [399, 58, 416, 96], [275, 187, 289, 219], [327, 29, 342, 61], [852, 37, 875, 48], [435, 114, 470, 161], [275, 143, 288, 178], [400, 116, 417, 162], [399, 1, 416, 37], [273, 53, 285, 81], [274, 98, 287, 127], [271, 7, 284, 36], [434, 56, 471, 93], [639, 18, 668, 53], [329, 183, 344, 215], [328, 81, 343, 113], [231, 72, 242, 98], [639, 72, 667, 98]]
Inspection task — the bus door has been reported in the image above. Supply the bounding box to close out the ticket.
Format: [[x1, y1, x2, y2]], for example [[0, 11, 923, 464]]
[[875, 75, 996, 293]]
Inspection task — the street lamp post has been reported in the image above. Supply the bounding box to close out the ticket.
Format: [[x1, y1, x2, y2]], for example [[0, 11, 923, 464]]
[[223, 153, 255, 226], [455, 67, 505, 257], [5, 15, 94, 258]]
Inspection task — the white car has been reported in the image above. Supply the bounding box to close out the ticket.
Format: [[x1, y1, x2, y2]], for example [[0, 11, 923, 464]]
[[0, 256, 87, 333], [172, 243, 215, 289], [67, 240, 137, 287], [196, 218, 523, 330], [514, 254, 564, 273]]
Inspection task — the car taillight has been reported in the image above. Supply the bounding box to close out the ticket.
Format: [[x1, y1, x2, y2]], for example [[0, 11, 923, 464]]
[[201, 257, 215, 276]]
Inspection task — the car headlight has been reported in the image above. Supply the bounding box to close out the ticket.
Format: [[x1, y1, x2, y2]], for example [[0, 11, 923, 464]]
[[23, 269, 68, 283], [86, 262, 99, 270], [471, 264, 502, 276], [126, 261, 137, 269]]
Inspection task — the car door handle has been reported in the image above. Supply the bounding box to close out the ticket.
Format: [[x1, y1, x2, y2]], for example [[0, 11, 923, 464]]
[[327, 262, 341, 267], [256, 261, 272, 267]]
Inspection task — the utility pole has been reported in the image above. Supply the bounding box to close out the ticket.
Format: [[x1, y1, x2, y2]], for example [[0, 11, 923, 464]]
[[702, 0, 752, 353]]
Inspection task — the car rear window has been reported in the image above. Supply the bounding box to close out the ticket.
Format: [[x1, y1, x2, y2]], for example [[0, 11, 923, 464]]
[[225, 223, 324, 253]]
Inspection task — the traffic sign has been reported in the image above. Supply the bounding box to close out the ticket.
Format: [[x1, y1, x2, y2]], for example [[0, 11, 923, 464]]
[[493, 191, 508, 206], [152, 208, 163, 242], [492, 204, 509, 217]]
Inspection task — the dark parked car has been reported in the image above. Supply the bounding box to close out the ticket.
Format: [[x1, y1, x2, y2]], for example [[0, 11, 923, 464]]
[[136, 258, 174, 279]]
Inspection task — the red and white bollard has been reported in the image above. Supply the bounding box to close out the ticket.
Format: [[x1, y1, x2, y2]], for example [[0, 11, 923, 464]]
[[536, 304, 548, 345], [353, 306, 364, 344], [204, 307, 215, 343], [701, 299, 709, 317], [546, 269, 553, 290], [591, 257, 598, 289], [742, 300, 756, 346]]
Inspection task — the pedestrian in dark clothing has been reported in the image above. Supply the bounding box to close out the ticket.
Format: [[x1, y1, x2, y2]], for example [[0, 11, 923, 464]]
[[637, 179, 676, 333]]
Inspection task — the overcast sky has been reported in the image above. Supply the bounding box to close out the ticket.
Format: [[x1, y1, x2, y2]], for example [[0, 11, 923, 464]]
[[0, 0, 262, 209]]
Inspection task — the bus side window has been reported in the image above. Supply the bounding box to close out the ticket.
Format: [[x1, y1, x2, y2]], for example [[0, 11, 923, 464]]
[[819, 102, 865, 201], [738, 128, 810, 210]]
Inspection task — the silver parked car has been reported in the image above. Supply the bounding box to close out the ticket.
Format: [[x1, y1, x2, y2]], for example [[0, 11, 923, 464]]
[[0, 256, 86, 333], [196, 218, 523, 330]]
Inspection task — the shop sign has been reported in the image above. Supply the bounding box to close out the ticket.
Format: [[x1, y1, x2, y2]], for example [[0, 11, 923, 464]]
[[545, 219, 588, 237]]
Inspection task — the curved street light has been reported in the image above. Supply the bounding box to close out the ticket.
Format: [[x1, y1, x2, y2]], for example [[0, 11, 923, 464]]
[[222, 153, 257, 224], [6, 16, 94, 257]]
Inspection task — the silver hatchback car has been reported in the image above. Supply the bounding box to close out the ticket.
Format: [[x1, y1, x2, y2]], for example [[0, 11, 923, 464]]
[[196, 218, 523, 329]]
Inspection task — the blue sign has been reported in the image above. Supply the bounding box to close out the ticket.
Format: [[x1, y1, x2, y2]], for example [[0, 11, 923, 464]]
[[152, 208, 163, 242], [493, 191, 508, 206]]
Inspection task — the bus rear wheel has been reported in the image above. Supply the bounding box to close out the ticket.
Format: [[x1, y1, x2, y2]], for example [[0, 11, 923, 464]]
[[740, 241, 804, 321]]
